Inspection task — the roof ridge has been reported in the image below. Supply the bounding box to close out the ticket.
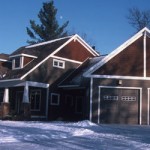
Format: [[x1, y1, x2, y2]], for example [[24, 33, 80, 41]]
[[25, 35, 73, 49]]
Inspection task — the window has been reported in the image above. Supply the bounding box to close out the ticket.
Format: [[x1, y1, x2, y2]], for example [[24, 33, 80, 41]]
[[53, 59, 65, 69], [0, 92, 3, 104], [121, 96, 136, 101], [103, 95, 118, 101], [30, 90, 41, 111], [12, 57, 23, 69], [51, 93, 60, 105]]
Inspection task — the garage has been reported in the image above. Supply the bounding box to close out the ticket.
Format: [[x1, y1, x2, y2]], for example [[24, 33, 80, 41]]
[[99, 87, 140, 124]]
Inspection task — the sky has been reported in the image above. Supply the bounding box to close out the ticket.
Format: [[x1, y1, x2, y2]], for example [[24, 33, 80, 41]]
[[0, 0, 150, 55]]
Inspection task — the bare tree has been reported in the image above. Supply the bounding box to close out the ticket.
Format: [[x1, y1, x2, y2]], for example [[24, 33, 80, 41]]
[[127, 7, 150, 31]]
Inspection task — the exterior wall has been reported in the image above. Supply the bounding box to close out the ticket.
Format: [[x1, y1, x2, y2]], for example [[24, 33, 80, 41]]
[[60, 89, 88, 121], [23, 57, 34, 66], [24, 57, 79, 84], [91, 78, 150, 125], [55, 40, 95, 62], [93, 36, 144, 76], [0, 87, 47, 120]]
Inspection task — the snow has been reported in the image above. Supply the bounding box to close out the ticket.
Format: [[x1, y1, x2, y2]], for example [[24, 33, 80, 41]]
[[0, 120, 150, 150]]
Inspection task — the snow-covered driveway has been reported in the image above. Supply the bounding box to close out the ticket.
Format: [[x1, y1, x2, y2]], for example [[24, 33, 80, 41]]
[[0, 120, 150, 150]]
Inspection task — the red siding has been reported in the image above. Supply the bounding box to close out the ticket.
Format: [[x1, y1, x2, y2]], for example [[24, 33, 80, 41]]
[[93, 36, 144, 76], [54, 40, 95, 62], [24, 57, 34, 66]]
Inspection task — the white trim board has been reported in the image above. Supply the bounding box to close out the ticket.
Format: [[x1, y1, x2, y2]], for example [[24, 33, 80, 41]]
[[87, 75, 150, 80], [10, 53, 37, 59], [98, 86, 142, 125], [147, 88, 150, 125], [51, 55, 82, 64]]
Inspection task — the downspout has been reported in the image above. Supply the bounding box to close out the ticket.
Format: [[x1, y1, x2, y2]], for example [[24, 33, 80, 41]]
[[144, 31, 146, 77], [142, 31, 146, 125]]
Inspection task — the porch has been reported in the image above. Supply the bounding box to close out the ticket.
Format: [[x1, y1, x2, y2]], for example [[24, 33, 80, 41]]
[[0, 81, 49, 120]]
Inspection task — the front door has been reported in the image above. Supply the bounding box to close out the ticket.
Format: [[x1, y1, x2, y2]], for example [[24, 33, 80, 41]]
[[16, 91, 23, 114]]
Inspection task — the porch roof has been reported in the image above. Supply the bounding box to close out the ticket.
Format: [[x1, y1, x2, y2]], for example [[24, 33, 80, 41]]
[[0, 81, 49, 88]]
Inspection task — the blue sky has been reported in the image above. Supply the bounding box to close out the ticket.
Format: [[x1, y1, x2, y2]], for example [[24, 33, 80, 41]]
[[0, 0, 149, 55]]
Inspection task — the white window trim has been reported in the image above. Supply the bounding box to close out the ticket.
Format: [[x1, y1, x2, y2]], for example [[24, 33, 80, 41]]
[[121, 96, 136, 101], [30, 90, 41, 111], [12, 56, 24, 70], [53, 59, 65, 69], [51, 93, 60, 105], [103, 95, 118, 101]]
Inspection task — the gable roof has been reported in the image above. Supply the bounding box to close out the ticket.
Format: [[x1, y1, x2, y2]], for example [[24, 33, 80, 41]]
[[84, 27, 150, 77], [59, 56, 106, 87], [0, 53, 9, 61], [0, 34, 99, 82]]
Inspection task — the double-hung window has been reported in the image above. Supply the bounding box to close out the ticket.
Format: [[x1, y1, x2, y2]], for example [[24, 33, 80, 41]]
[[30, 90, 41, 111], [53, 59, 65, 69]]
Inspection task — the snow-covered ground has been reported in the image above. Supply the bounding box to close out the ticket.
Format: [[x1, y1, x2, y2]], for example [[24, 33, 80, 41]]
[[0, 120, 150, 150]]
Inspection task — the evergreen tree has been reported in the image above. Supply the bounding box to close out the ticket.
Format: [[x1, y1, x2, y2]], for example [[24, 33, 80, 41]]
[[26, 0, 69, 44]]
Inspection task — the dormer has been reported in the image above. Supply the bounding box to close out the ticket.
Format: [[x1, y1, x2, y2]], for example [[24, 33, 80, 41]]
[[9, 53, 37, 70]]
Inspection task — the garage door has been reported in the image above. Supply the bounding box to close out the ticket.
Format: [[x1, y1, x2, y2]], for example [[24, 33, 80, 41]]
[[100, 88, 140, 124]]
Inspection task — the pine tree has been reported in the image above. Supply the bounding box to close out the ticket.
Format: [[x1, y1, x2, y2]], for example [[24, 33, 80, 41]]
[[26, 0, 69, 44]]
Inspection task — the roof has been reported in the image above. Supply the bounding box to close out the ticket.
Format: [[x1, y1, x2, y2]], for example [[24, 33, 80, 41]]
[[59, 55, 106, 87], [0, 53, 9, 61], [0, 34, 99, 81], [84, 27, 150, 77], [1, 36, 71, 81]]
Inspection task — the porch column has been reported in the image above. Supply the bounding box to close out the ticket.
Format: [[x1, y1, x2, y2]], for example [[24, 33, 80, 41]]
[[23, 83, 29, 103], [2, 88, 10, 117], [22, 82, 30, 120], [3, 88, 9, 103]]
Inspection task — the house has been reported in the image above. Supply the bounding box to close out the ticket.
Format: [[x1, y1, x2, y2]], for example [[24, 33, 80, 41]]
[[1, 27, 149, 125], [0, 34, 99, 120], [83, 27, 150, 125], [60, 27, 150, 125]]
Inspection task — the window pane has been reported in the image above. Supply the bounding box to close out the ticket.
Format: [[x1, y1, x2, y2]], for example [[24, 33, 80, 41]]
[[30, 90, 41, 110], [53, 59, 65, 69], [14, 57, 20, 68]]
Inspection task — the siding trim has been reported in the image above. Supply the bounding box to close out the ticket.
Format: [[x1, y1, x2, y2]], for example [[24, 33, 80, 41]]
[[144, 31, 146, 77], [89, 78, 93, 122], [46, 87, 49, 120], [98, 86, 142, 125], [51, 55, 82, 64], [147, 88, 150, 125], [87, 75, 150, 80]]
